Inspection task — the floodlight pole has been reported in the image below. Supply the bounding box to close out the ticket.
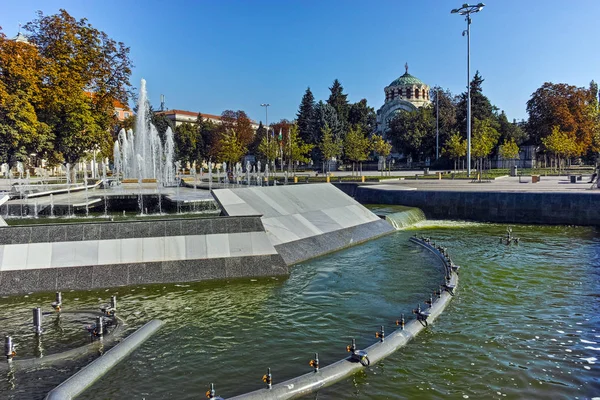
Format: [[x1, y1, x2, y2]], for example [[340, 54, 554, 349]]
[[452, 3, 485, 177]]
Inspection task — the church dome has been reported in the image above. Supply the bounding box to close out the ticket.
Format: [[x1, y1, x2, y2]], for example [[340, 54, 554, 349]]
[[389, 72, 424, 87]]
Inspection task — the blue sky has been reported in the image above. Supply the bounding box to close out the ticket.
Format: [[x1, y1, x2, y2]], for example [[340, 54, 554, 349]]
[[1, 0, 599, 124]]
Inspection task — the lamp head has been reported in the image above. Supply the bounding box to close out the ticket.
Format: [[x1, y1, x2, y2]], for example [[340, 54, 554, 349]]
[[451, 8, 458, 13]]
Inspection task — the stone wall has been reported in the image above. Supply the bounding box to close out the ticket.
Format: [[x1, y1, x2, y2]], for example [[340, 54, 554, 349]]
[[355, 187, 600, 225], [0, 216, 288, 295]]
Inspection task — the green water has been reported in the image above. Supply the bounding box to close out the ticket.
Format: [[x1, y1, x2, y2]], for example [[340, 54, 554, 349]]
[[0, 222, 598, 399]]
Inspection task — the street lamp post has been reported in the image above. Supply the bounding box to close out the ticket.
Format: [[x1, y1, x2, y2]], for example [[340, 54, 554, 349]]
[[436, 88, 439, 160], [451, 3, 485, 177], [260, 103, 270, 180]]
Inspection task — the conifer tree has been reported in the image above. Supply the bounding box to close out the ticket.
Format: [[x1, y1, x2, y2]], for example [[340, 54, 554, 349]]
[[296, 87, 315, 144], [327, 79, 349, 133]]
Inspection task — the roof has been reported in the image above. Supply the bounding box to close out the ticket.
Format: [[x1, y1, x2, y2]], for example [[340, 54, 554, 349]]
[[157, 109, 258, 124], [12, 32, 30, 44], [388, 72, 425, 87], [84, 91, 131, 111], [157, 109, 223, 121]]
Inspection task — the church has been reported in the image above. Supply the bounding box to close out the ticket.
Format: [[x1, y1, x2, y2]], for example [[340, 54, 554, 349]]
[[376, 63, 431, 136]]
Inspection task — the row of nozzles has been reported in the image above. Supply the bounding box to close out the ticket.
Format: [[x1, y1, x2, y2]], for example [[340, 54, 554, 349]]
[[205, 237, 459, 400], [4, 293, 118, 362]]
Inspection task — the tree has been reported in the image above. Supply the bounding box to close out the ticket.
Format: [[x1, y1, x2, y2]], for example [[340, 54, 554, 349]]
[[498, 138, 520, 168], [371, 134, 392, 174], [526, 82, 596, 156], [442, 131, 467, 172], [430, 87, 457, 149], [284, 124, 314, 173], [196, 113, 218, 160], [348, 99, 376, 134], [312, 101, 341, 141], [249, 121, 266, 156], [388, 107, 435, 161], [0, 30, 52, 165], [456, 71, 496, 136], [471, 118, 500, 172], [318, 123, 343, 173], [220, 110, 254, 148], [174, 122, 197, 166], [497, 111, 526, 145], [257, 134, 279, 162], [343, 125, 371, 175], [217, 130, 245, 166], [327, 79, 349, 132], [25, 9, 133, 164], [296, 87, 315, 144], [542, 126, 577, 174]]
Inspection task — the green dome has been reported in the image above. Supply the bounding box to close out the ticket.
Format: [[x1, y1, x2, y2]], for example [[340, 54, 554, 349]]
[[389, 72, 424, 87]]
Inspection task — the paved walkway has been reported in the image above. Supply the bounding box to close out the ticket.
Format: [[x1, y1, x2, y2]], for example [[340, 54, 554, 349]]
[[363, 175, 600, 193]]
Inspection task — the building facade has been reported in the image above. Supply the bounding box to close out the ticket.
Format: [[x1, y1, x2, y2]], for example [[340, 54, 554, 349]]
[[376, 64, 431, 136], [156, 109, 261, 132]]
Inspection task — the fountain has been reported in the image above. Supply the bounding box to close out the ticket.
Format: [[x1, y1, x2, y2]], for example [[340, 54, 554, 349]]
[[113, 79, 175, 185]]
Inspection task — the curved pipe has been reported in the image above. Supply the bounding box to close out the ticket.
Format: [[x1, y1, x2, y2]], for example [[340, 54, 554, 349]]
[[45, 319, 164, 400], [229, 237, 459, 400], [1, 311, 125, 371]]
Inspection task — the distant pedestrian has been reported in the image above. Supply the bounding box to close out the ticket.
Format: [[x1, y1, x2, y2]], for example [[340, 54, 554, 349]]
[[588, 165, 600, 184]]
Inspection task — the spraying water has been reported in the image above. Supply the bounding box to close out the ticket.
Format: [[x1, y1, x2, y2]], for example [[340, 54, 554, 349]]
[[114, 79, 175, 184]]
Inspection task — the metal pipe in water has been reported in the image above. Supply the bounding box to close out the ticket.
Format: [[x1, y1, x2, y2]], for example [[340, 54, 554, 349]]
[[33, 307, 42, 335]]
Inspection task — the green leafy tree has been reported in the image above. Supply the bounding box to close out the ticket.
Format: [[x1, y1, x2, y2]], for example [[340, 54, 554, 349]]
[[343, 125, 371, 175], [318, 123, 343, 173], [542, 126, 578, 174], [0, 31, 52, 166], [25, 9, 133, 164], [327, 79, 349, 132], [257, 134, 279, 162], [371, 134, 392, 175], [174, 122, 197, 166], [217, 130, 245, 166], [431, 87, 458, 149], [497, 111, 526, 145], [471, 118, 500, 172], [348, 99, 376, 134], [498, 138, 520, 168], [442, 131, 467, 172], [388, 107, 435, 161], [284, 124, 314, 173], [296, 87, 315, 144]]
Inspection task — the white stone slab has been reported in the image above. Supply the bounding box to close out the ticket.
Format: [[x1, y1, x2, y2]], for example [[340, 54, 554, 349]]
[[251, 189, 291, 216], [228, 232, 253, 257], [291, 214, 323, 236], [165, 236, 186, 261], [322, 207, 361, 228], [212, 189, 245, 206], [346, 204, 381, 223], [27, 242, 52, 269], [142, 237, 165, 262], [2, 244, 29, 271], [98, 239, 121, 265], [206, 234, 230, 258], [73, 240, 99, 266], [120, 238, 143, 263], [185, 235, 207, 259], [51, 242, 76, 267], [262, 217, 301, 244], [250, 232, 278, 255], [301, 210, 342, 233]]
